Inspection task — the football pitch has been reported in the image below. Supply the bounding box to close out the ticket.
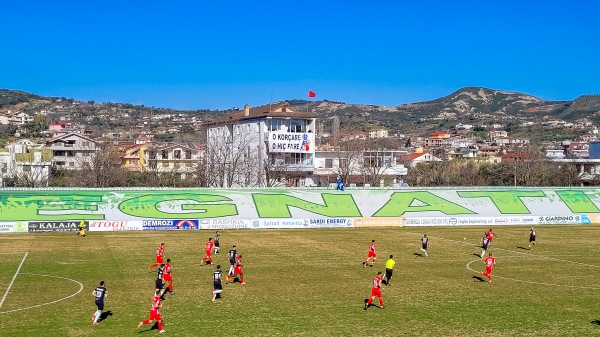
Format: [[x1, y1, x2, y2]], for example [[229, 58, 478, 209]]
[[1, 225, 600, 336]]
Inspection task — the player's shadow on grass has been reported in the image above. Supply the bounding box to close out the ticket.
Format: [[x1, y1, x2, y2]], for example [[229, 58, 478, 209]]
[[472, 253, 482, 258], [516, 246, 529, 250], [591, 320, 600, 326], [97, 311, 113, 323], [472, 275, 486, 282], [138, 322, 161, 333], [413, 253, 422, 257]]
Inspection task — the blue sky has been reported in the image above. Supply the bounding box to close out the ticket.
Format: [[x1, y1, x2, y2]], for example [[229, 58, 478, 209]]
[[1, 1, 598, 110]]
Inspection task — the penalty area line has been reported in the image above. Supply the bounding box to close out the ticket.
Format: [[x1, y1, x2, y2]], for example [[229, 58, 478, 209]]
[[0, 252, 28, 309]]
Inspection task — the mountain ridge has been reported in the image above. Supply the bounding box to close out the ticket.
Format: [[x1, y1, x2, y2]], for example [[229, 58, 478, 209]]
[[1, 87, 599, 136]]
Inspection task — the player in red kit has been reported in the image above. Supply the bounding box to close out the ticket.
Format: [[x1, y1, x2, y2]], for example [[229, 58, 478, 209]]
[[363, 240, 377, 267], [364, 271, 384, 310], [479, 253, 496, 283], [201, 238, 214, 265], [137, 289, 166, 334], [226, 254, 245, 285], [486, 229, 498, 242], [148, 243, 165, 271], [163, 258, 174, 295]]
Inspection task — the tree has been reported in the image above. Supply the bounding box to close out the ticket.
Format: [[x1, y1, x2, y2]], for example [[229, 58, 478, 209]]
[[70, 144, 128, 187], [204, 125, 261, 187]]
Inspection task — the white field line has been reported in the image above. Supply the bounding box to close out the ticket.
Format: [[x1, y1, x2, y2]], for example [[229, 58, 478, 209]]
[[465, 258, 600, 290], [0, 252, 28, 309], [406, 231, 600, 269], [0, 273, 84, 314]]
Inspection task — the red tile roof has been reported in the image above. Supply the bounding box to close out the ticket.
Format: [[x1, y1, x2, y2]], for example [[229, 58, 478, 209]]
[[205, 102, 317, 126]]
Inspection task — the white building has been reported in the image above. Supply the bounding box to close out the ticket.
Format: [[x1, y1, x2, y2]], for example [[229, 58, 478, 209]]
[[0, 140, 52, 187], [0, 111, 34, 125], [204, 102, 317, 187], [145, 143, 203, 179], [313, 149, 408, 187]]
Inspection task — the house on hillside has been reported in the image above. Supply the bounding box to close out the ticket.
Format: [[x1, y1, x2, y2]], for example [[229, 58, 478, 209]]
[[145, 143, 203, 179], [427, 131, 452, 148], [403, 152, 442, 168], [46, 133, 96, 170], [120, 144, 147, 172], [488, 130, 508, 142]]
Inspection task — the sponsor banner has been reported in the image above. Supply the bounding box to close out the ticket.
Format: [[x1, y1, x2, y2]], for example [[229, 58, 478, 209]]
[[0, 222, 28, 233], [90, 221, 143, 231], [306, 218, 353, 228], [142, 219, 199, 230], [198, 219, 251, 230], [250, 219, 310, 229], [354, 217, 404, 228], [501, 216, 537, 225], [404, 217, 495, 227], [581, 214, 598, 224], [28, 221, 89, 233], [536, 215, 581, 225], [268, 132, 315, 153]]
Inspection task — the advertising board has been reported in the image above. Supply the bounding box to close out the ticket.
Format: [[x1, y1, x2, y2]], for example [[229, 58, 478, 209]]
[[306, 218, 353, 228], [354, 217, 403, 227], [0, 222, 28, 233], [198, 219, 251, 230], [251, 219, 309, 229], [28, 221, 88, 233], [142, 219, 199, 230], [90, 221, 143, 231]]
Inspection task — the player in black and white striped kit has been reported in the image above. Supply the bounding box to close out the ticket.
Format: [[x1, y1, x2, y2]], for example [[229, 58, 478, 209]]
[[156, 264, 166, 300], [227, 245, 237, 280], [528, 227, 536, 249], [92, 281, 107, 326], [419, 234, 429, 257], [212, 265, 223, 302], [213, 231, 221, 254]]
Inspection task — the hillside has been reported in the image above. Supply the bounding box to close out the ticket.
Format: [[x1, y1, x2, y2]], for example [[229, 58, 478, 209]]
[[0, 89, 41, 108], [288, 87, 599, 135], [1, 87, 599, 138]]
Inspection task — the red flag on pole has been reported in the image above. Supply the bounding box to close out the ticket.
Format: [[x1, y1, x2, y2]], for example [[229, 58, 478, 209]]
[[308, 90, 316, 98]]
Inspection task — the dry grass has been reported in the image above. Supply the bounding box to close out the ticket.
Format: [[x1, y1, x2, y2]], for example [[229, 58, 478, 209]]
[[1, 225, 600, 336]]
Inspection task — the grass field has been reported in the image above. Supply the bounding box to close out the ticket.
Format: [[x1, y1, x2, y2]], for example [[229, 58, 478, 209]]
[[2, 225, 600, 336]]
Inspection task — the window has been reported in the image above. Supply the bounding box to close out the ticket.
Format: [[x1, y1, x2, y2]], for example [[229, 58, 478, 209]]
[[285, 153, 308, 165], [23, 165, 31, 172], [174, 150, 181, 159], [161, 150, 168, 159], [1, 163, 6, 173], [290, 119, 304, 133], [325, 159, 333, 168], [185, 150, 192, 159]]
